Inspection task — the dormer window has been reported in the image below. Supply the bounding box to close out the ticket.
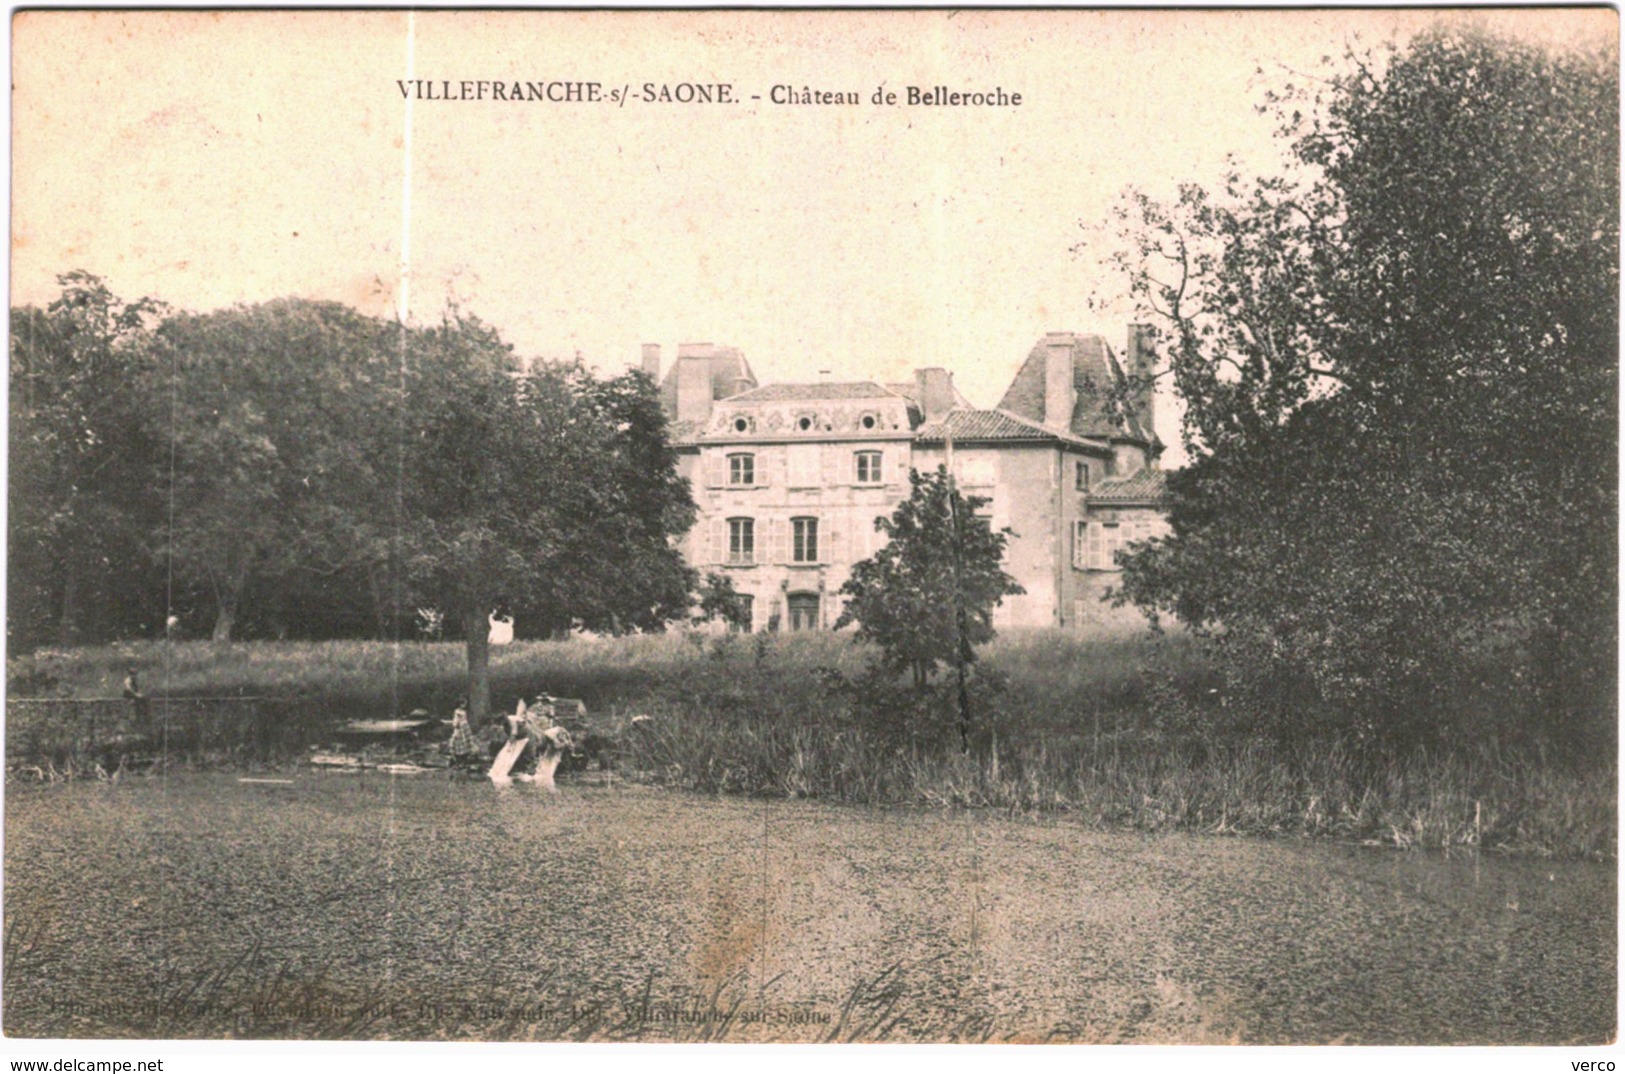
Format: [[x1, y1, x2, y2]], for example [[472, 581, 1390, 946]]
[[727, 453, 755, 486], [860, 413, 877, 430], [733, 416, 751, 434]]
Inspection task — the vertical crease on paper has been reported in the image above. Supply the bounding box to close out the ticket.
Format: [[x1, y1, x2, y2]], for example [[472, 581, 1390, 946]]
[[399, 10, 416, 322], [384, 8, 418, 992]]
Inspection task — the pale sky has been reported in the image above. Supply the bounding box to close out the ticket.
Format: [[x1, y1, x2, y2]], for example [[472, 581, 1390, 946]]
[[11, 10, 1615, 465]]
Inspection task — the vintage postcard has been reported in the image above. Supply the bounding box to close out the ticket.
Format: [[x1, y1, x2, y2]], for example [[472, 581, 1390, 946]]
[[6, 7, 1616, 1062]]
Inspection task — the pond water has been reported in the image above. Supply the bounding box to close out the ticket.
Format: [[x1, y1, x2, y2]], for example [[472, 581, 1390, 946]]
[[4, 771, 1614, 1042]]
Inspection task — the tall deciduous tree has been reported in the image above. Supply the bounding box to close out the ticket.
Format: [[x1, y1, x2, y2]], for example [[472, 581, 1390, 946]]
[[393, 314, 536, 721], [1105, 28, 1617, 742], [156, 299, 392, 641], [396, 321, 697, 724], [9, 273, 165, 649], [533, 368, 697, 635]]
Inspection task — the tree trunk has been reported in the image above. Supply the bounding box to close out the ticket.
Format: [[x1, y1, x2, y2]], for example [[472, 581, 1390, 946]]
[[267, 591, 289, 641], [57, 557, 81, 648], [365, 565, 389, 642], [463, 603, 492, 726], [212, 602, 236, 642]]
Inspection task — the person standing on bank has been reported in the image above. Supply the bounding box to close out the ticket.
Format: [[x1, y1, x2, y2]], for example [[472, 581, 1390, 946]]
[[447, 698, 479, 766], [122, 667, 148, 719]]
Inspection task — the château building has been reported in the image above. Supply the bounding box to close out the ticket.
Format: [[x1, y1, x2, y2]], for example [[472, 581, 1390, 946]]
[[649, 329, 1170, 633]]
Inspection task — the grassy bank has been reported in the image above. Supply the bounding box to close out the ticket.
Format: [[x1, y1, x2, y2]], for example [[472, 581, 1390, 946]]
[[8, 631, 1614, 859]]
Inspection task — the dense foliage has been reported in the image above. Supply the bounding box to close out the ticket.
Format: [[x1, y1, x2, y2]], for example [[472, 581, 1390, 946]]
[[10, 284, 700, 718], [1106, 28, 1617, 747], [9, 274, 167, 648]]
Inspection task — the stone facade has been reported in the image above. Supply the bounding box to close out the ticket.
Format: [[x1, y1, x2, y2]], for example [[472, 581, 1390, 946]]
[[654, 331, 1170, 633]]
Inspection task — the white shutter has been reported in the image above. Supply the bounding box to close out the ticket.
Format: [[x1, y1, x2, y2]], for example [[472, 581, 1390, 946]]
[[1072, 521, 1085, 570], [704, 451, 725, 488], [770, 518, 789, 564], [821, 445, 839, 487]]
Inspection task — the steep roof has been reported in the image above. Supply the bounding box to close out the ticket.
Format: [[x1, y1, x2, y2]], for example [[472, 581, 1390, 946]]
[[997, 333, 1152, 443], [726, 381, 898, 403], [1091, 467, 1167, 504], [914, 407, 1101, 447], [885, 381, 974, 411], [658, 347, 757, 413]]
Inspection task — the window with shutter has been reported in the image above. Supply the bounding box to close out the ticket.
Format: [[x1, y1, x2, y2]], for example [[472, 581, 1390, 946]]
[[855, 451, 883, 484], [727, 453, 755, 486], [1101, 522, 1122, 569], [729, 594, 755, 634], [727, 518, 755, 565], [1073, 520, 1087, 570], [792, 517, 819, 563]]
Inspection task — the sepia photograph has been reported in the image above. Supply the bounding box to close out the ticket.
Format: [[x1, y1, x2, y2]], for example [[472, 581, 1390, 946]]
[[4, 7, 1617, 1058]]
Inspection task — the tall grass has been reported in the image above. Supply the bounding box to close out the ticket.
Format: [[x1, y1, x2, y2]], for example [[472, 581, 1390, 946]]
[[10, 629, 1614, 859], [10, 631, 864, 714], [619, 696, 1613, 860]]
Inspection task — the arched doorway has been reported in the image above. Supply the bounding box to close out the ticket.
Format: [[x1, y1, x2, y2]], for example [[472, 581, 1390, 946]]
[[786, 592, 820, 632]]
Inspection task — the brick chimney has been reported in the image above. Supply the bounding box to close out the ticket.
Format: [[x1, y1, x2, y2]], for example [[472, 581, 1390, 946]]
[[675, 343, 715, 426], [641, 343, 661, 380], [1044, 334, 1076, 431], [1126, 324, 1157, 442], [915, 367, 955, 421]]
